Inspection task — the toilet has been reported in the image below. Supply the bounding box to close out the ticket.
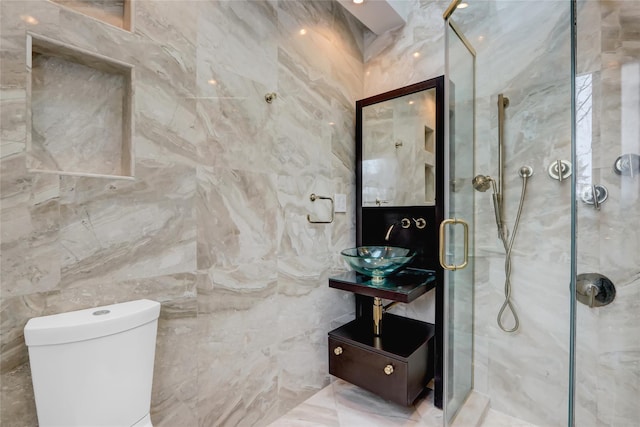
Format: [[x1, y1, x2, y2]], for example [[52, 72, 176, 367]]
[[24, 299, 161, 427]]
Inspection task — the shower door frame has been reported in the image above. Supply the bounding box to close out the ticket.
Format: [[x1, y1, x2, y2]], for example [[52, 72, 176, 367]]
[[443, 5, 477, 425]]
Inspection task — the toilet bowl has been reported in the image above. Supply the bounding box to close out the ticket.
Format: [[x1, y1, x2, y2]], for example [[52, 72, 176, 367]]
[[24, 299, 161, 427]]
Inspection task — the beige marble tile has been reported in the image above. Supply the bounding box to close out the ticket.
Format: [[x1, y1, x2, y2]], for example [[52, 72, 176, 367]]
[[0, 89, 27, 159], [1, 0, 364, 423], [272, 379, 444, 427], [480, 409, 539, 427], [28, 48, 128, 176], [58, 161, 197, 288]]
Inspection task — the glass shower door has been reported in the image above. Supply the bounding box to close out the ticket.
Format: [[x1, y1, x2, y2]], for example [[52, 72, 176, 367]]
[[443, 14, 476, 425]]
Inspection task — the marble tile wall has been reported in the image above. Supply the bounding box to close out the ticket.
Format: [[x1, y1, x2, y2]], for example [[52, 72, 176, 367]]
[[0, 1, 364, 425], [575, 1, 640, 426]]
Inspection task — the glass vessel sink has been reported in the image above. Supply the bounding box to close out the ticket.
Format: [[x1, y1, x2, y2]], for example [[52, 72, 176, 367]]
[[340, 246, 415, 283]]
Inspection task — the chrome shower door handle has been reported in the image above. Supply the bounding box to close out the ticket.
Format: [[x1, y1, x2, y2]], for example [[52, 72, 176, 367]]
[[439, 218, 469, 271]]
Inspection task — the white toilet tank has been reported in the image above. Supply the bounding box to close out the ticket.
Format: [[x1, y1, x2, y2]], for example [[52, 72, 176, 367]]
[[24, 299, 161, 427]]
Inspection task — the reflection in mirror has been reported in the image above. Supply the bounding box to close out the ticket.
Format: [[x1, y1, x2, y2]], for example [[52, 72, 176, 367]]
[[362, 88, 437, 207]]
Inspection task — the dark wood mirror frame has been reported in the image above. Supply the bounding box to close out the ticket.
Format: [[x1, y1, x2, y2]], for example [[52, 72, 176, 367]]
[[356, 75, 445, 248], [354, 75, 445, 409]]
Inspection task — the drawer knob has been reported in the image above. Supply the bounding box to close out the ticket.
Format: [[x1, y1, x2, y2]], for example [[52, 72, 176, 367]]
[[384, 364, 394, 375], [334, 346, 343, 356]]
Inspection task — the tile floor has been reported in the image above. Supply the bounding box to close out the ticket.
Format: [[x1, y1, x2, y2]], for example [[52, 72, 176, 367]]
[[271, 380, 537, 427]]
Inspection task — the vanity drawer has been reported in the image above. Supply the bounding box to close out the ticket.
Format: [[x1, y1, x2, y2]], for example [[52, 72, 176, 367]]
[[328, 336, 428, 406]]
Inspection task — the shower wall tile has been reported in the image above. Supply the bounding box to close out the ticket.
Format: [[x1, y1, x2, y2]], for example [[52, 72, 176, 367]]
[[275, 53, 333, 178], [0, 155, 60, 299], [0, 91, 27, 159], [29, 53, 127, 177], [581, 2, 640, 425], [58, 161, 197, 289], [135, 91, 204, 167], [276, 255, 352, 343], [54, 9, 141, 66], [196, 266, 280, 427], [194, 88, 278, 173], [1, 0, 364, 425], [135, 0, 198, 57], [277, 327, 332, 416], [0, 1, 60, 90], [197, 0, 278, 91], [196, 166, 279, 270], [577, 1, 602, 75], [363, 0, 448, 97]]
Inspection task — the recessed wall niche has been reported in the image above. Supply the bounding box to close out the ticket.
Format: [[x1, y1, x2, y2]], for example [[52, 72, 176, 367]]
[[26, 33, 134, 179], [51, 0, 133, 31]]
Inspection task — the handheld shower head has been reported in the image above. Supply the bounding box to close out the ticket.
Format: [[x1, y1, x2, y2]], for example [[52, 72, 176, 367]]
[[472, 175, 494, 192], [473, 174, 504, 241]]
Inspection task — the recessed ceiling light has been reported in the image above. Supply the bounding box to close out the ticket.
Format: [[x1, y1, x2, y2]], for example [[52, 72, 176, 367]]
[[20, 15, 39, 25], [353, 0, 364, 4], [457, 2, 469, 9], [413, 52, 420, 58], [207, 79, 217, 85], [299, 28, 307, 35]]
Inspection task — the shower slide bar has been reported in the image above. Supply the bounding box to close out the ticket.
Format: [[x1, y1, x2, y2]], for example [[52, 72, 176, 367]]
[[497, 94, 509, 213], [472, 92, 533, 333]]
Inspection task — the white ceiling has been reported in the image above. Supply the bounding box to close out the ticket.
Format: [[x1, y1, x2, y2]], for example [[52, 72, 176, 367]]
[[336, 0, 409, 35]]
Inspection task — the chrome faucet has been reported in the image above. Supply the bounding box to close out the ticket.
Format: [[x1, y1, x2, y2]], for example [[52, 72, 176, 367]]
[[385, 218, 411, 241]]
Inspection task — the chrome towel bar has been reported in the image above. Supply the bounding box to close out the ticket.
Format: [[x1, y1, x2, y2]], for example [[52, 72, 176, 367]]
[[307, 194, 334, 224]]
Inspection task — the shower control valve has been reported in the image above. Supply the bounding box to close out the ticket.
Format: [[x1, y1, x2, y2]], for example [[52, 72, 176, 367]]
[[412, 218, 426, 229], [581, 185, 608, 209], [548, 160, 572, 182]]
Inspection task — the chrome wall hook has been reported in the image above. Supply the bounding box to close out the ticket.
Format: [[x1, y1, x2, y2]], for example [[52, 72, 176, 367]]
[[548, 160, 572, 182]]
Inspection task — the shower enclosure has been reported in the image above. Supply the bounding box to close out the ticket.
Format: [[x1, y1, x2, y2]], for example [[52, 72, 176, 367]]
[[443, 0, 640, 425]]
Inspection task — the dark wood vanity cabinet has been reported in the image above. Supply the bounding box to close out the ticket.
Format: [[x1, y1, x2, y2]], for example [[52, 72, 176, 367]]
[[327, 271, 437, 406], [328, 314, 435, 406]]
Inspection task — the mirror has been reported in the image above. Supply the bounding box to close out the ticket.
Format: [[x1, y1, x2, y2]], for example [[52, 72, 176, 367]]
[[357, 77, 443, 207]]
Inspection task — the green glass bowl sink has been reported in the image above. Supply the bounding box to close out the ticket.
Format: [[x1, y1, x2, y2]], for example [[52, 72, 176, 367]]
[[340, 246, 416, 283]]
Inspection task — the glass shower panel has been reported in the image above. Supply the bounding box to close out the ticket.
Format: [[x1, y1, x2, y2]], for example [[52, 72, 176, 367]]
[[448, 1, 573, 426], [444, 17, 475, 425], [574, 0, 640, 425]]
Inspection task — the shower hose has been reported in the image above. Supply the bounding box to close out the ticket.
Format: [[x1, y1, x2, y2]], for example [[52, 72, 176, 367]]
[[496, 173, 529, 333]]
